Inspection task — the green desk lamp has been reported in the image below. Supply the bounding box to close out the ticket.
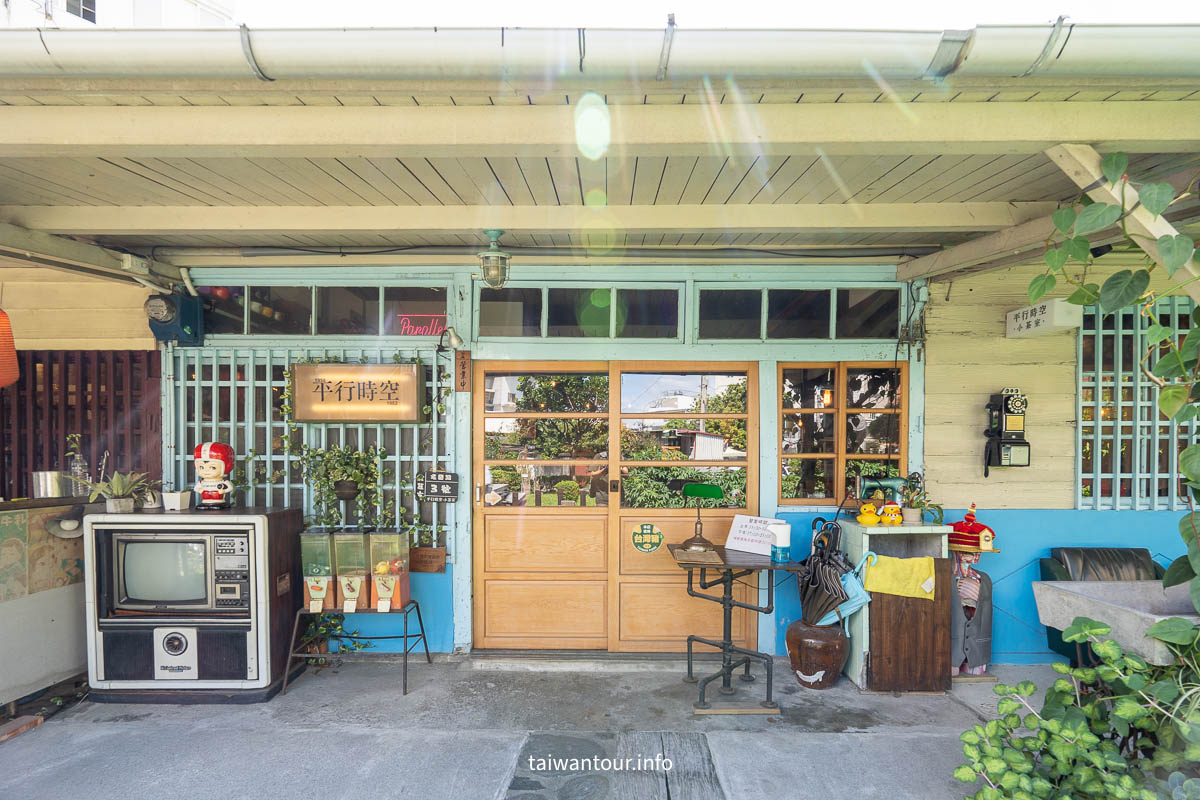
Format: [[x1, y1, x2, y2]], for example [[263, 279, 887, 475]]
[[672, 480, 724, 552]]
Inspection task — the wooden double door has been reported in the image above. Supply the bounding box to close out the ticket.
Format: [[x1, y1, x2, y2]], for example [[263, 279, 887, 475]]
[[472, 361, 758, 652]]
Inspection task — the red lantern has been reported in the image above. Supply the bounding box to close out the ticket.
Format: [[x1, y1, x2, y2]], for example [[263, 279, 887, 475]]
[[0, 309, 18, 388]]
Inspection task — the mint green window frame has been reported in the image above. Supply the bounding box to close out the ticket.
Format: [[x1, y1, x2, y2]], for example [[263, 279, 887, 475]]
[[473, 282, 685, 343]]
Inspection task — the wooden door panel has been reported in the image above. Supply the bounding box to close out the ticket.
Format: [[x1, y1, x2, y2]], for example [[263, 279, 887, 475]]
[[485, 515, 607, 573], [617, 581, 752, 651], [482, 579, 607, 644], [618, 515, 735, 576]]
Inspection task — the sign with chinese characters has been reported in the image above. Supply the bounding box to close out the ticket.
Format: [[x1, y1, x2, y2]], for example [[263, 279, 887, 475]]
[[631, 523, 664, 553], [291, 364, 421, 422], [416, 470, 459, 503], [725, 514, 776, 556], [455, 350, 472, 392], [1005, 298, 1083, 339]]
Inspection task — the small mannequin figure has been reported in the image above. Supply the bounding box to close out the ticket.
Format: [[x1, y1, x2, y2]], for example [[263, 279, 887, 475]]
[[193, 442, 236, 510], [948, 504, 999, 677]]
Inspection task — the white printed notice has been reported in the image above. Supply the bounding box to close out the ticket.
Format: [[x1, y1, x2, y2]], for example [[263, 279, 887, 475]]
[[724, 514, 776, 556]]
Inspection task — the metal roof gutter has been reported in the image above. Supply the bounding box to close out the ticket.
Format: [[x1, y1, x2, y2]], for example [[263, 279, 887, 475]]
[[0, 23, 1197, 82]]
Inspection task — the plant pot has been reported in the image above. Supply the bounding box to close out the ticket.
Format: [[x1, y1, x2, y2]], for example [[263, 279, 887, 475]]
[[333, 480, 361, 501], [106, 497, 136, 513], [785, 619, 849, 690], [901, 507, 922, 525], [163, 491, 193, 511]]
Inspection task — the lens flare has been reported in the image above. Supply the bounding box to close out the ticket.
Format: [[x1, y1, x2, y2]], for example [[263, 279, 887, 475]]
[[584, 188, 608, 208], [861, 58, 918, 124], [574, 91, 611, 160]]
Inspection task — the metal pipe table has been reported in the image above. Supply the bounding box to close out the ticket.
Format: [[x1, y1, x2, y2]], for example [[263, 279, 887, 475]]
[[668, 545, 807, 714]]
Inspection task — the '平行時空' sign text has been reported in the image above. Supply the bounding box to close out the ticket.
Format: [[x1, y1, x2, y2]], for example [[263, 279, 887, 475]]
[[1005, 298, 1082, 339], [291, 363, 422, 422]]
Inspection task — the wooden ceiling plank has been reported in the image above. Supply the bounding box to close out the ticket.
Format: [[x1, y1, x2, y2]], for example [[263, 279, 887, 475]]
[[67, 155, 213, 205], [965, 157, 1073, 202], [935, 155, 1037, 203], [797, 91, 842, 103], [177, 95, 229, 105], [424, 157, 489, 205], [749, 155, 816, 204], [630, 157, 668, 205], [912, 155, 1014, 203], [645, 94, 686, 105], [369, 158, 444, 205], [410, 96, 455, 106], [725, 155, 790, 205], [309, 157, 396, 205], [391, 158, 463, 205], [369, 94, 419, 106], [486, 157, 537, 205], [676, 156, 727, 205], [606, 156, 637, 205], [295, 95, 344, 106], [874, 154, 986, 203], [454, 157, 512, 205], [0, 164, 98, 205], [821, 155, 909, 204], [155, 157, 289, 206], [335, 157, 420, 205], [855, 154, 946, 203], [545, 157, 582, 205], [527, 93, 568, 106], [333, 95, 381, 106], [99, 156, 232, 206], [9, 158, 144, 205], [576, 156, 607, 203], [516, 157, 559, 206], [239, 157, 347, 205], [776, 155, 864, 204], [0, 96, 43, 106], [654, 156, 698, 205]]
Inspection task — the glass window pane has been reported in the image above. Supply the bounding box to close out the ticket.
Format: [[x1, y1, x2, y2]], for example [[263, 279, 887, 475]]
[[781, 459, 834, 501], [781, 367, 836, 409], [548, 288, 611, 337], [846, 368, 901, 409], [699, 290, 761, 339], [485, 417, 608, 460], [383, 287, 447, 336], [616, 289, 678, 339], [484, 373, 609, 413], [317, 286, 379, 335], [845, 459, 902, 491], [782, 413, 836, 454], [836, 289, 900, 338], [622, 467, 747, 508], [622, 420, 746, 461], [198, 285, 245, 334], [621, 373, 747, 414], [768, 290, 831, 338], [246, 286, 311, 335], [846, 413, 902, 455], [479, 288, 542, 337], [484, 464, 608, 507]]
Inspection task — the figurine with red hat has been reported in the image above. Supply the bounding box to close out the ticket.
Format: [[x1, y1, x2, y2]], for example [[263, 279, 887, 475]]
[[193, 441, 235, 510], [948, 503, 998, 678]]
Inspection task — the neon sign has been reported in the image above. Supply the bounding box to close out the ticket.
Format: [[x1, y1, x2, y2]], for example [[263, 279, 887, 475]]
[[393, 314, 446, 336]]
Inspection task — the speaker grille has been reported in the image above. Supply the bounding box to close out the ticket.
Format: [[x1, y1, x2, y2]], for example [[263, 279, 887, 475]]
[[197, 629, 249, 680], [101, 630, 154, 680]]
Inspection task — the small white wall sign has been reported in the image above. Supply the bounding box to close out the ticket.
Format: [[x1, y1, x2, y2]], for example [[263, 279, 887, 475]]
[[725, 514, 776, 556], [1005, 298, 1083, 339]]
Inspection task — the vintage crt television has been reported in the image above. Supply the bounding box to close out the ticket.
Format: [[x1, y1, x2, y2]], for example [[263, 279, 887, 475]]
[[84, 508, 302, 703]]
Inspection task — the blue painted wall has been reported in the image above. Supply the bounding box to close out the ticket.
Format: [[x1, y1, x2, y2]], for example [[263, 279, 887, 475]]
[[334, 568, 455, 653], [773, 509, 1186, 664]]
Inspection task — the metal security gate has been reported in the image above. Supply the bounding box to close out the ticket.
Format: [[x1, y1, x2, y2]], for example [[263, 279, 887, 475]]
[[0, 350, 160, 500], [163, 344, 456, 548]]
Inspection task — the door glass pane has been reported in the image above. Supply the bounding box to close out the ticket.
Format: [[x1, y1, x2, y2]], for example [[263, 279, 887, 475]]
[[479, 288, 542, 337], [484, 373, 609, 413], [846, 413, 902, 455], [485, 418, 608, 460], [548, 288, 611, 337], [847, 368, 901, 409], [621, 467, 747, 508], [199, 285, 245, 334], [383, 287, 447, 336], [317, 286, 379, 335], [781, 459, 834, 501], [836, 289, 900, 338], [782, 414, 836, 454], [622, 420, 746, 461], [781, 367, 836, 409], [615, 289, 678, 339], [620, 373, 747, 414], [698, 290, 761, 339], [768, 290, 830, 338], [247, 286, 311, 335], [484, 464, 607, 507]]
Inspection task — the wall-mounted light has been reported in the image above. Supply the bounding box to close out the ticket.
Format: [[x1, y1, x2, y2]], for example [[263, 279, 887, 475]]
[[478, 229, 511, 289], [436, 326, 464, 354]]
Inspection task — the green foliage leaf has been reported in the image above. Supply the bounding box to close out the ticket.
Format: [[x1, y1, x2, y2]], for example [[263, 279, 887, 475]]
[[1152, 351, 1196, 380], [1161, 557, 1197, 590], [1099, 269, 1150, 312], [1063, 616, 1112, 643], [1073, 203, 1123, 236], [1145, 323, 1172, 344], [1051, 661, 1071, 675], [1145, 678, 1182, 703], [1064, 235, 1092, 263], [1016, 680, 1037, 697], [1139, 181, 1176, 218], [1091, 639, 1122, 662], [1159, 384, 1190, 419], [1065, 283, 1101, 306], [1158, 234, 1196, 276], [1051, 208, 1076, 235], [960, 729, 982, 745], [962, 742, 981, 761], [1101, 152, 1129, 186], [997, 696, 1021, 715], [1028, 274, 1056, 304], [1180, 447, 1200, 487], [1044, 247, 1068, 272], [952, 764, 977, 783]]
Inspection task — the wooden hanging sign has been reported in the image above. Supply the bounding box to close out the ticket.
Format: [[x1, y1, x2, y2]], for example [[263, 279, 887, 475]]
[[455, 350, 472, 392], [291, 363, 422, 423]]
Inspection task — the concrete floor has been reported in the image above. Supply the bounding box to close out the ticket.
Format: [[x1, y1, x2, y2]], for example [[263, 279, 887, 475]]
[[0, 657, 1057, 800]]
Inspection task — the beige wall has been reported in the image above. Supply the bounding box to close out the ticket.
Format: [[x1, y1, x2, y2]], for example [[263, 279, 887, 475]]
[[0, 262, 154, 350], [923, 266, 1077, 510]]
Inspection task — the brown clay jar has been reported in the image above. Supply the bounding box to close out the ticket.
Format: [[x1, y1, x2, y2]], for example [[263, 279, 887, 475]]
[[785, 619, 849, 690]]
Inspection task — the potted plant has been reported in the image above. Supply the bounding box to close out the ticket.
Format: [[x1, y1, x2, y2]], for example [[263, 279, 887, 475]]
[[161, 484, 192, 511], [900, 472, 943, 525], [72, 470, 158, 513], [297, 443, 392, 529]]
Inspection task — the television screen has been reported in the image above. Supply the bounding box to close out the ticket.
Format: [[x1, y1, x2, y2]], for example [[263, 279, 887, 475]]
[[122, 541, 207, 603]]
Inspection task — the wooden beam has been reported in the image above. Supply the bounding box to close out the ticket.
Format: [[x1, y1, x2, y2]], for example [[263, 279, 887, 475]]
[[0, 202, 1055, 237], [0, 220, 179, 285], [1045, 142, 1200, 303], [0, 103, 1197, 158]]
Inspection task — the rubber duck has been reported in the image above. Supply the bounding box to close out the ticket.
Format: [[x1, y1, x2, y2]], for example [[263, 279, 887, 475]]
[[857, 502, 881, 526], [880, 501, 903, 526]]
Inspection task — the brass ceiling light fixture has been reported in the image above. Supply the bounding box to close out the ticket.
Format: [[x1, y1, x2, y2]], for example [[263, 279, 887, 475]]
[[478, 229, 511, 289]]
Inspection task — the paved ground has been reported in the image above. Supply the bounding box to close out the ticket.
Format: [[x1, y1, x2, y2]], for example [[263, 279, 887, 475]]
[[0, 657, 1056, 800]]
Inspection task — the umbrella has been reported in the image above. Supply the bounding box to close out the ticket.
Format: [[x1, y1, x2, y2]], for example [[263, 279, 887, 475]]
[[800, 521, 851, 625]]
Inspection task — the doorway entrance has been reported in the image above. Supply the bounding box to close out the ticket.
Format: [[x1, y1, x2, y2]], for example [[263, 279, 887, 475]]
[[472, 361, 759, 652]]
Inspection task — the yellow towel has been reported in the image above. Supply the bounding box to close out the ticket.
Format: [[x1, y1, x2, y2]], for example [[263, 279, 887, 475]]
[[863, 555, 936, 601]]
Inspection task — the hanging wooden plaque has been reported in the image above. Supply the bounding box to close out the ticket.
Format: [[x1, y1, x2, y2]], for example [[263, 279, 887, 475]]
[[455, 350, 472, 392], [291, 363, 422, 423]]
